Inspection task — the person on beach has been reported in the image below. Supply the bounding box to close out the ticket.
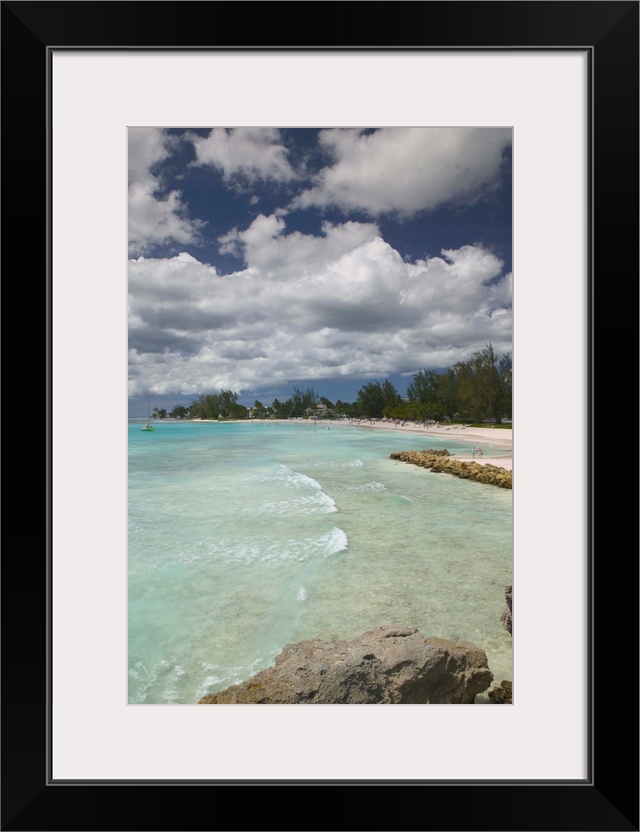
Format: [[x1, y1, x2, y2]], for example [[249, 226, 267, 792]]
[[472, 447, 476, 457], [477, 447, 483, 458]]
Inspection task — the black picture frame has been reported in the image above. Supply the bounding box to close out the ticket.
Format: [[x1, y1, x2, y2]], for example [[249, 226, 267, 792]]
[[2, 2, 638, 830]]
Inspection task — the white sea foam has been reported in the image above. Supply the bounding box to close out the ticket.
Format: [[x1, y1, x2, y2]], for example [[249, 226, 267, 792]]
[[176, 552, 201, 565], [162, 688, 180, 703], [260, 491, 337, 515], [195, 653, 282, 702], [318, 526, 349, 557], [128, 660, 160, 704], [210, 527, 348, 566], [130, 658, 203, 703], [252, 465, 322, 490], [345, 481, 387, 492], [195, 673, 223, 703], [297, 586, 307, 601], [307, 459, 364, 469]]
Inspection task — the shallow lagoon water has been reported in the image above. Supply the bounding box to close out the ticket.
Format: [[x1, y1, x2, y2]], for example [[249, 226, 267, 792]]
[[128, 420, 513, 704]]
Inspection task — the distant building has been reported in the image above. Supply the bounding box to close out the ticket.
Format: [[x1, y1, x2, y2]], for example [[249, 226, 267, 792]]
[[306, 403, 333, 418]]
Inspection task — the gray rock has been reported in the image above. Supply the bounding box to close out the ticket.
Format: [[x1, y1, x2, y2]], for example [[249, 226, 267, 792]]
[[488, 679, 512, 704], [500, 584, 513, 634], [490, 585, 513, 703], [198, 626, 493, 704]]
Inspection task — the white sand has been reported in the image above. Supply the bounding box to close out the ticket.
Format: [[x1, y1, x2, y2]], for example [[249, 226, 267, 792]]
[[331, 420, 513, 469]]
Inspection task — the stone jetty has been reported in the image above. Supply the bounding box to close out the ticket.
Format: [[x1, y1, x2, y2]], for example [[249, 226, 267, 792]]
[[389, 449, 512, 488]]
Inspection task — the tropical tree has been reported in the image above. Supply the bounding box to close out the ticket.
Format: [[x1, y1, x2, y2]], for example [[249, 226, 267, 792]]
[[217, 388, 239, 418], [498, 353, 512, 419], [251, 400, 268, 418], [406, 369, 449, 420], [189, 389, 248, 419], [333, 399, 356, 417], [355, 380, 401, 418], [454, 343, 510, 422], [271, 398, 292, 419], [402, 343, 512, 423], [289, 386, 320, 417]]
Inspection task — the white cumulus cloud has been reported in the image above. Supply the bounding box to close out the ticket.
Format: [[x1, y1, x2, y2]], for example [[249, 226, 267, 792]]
[[291, 127, 511, 218], [128, 216, 511, 398], [192, 128, 296, 184], [128, 128, 205, 256]]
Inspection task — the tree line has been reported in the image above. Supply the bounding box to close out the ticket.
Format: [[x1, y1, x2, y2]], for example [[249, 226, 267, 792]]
[[152, 344, 511, 424]]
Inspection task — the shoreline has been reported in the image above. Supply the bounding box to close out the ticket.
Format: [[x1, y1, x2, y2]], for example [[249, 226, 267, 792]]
[[185, 417, 513, 470], [131, 416, 512, 702]]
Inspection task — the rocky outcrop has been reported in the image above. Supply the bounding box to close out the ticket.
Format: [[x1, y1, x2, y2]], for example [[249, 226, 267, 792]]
[[389, 450, 512, 488], [488, 680, 512, 704], [501, 584, 512, 634], [198, 626, 493, 704], [489, 585, 513, 703]]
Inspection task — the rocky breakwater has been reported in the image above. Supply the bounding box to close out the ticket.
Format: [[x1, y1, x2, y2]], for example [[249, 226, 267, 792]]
[[198, 626, 493, 704], [390, 450, 512, 489]]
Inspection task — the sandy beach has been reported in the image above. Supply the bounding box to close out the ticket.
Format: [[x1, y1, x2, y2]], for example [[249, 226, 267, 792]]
[[327, 420, 513, 470], [191, 417, 513, 471]]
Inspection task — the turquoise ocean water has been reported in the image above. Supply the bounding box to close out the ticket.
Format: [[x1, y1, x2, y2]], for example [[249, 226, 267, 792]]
[[128, 420, 513, 704]]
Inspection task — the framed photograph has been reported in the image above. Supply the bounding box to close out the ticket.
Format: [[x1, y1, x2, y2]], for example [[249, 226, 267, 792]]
[[3, 1, 637, 830], [127, 119, 516, 714]]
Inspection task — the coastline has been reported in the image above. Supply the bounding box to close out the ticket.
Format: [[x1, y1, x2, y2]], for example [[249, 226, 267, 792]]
[[186, 417, 513, 470], [131, 417, 513, 702]]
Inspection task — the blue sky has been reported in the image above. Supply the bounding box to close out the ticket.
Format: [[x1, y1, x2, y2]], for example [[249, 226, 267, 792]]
[[128, 127, 512, 416]]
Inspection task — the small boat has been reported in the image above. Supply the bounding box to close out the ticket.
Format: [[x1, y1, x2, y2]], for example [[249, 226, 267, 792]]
[[141, 398, 155, 431]]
